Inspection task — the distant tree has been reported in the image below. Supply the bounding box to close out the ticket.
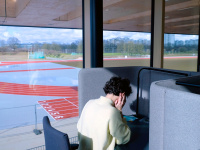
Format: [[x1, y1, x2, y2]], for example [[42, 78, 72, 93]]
[[0, 40, 6, 47], [7, 37, 20, 51], [0, 40, 7, 53], [77, 40, 83, 53], [32, 42, 42, 51], [51, 42, 61, 51], [116, 41, 125, 53], [42, 43, 51, 50], [60, 44, 67, 50], [178, 47, 187, 53], [124, 41, 134, 56], [164, 43, 173, 52], [70, 42, 78, 50], [134, 44, 144, 55]]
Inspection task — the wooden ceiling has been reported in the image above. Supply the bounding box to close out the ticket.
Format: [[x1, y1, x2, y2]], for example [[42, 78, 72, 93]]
[[0, 0, 199, 34]]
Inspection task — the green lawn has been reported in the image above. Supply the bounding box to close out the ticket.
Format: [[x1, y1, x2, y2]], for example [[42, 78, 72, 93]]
[[164, 57, 198, 72], [54, 57, 198, 72]]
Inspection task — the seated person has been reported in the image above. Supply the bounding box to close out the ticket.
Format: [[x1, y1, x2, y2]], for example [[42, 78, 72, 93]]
[[77, 76, 132, 150]]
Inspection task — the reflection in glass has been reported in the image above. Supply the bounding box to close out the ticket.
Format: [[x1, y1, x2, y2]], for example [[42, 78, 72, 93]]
[[103, 31, 151, 67], [103, 0, 151, 67], [164, 34, 198, 71], [0, 0, 82, 149]]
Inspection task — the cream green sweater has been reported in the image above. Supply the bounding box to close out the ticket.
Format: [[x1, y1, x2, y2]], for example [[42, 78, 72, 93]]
[[77, 96, 131, 150]]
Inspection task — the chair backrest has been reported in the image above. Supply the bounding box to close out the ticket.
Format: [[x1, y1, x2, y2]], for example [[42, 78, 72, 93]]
[[43, 116, 71, 150]]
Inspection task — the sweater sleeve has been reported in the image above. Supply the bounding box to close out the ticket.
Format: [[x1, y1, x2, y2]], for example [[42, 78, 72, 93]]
[[109, 109, 131, 145]]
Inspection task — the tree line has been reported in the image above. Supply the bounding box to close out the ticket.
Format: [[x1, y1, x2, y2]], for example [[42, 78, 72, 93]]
[[0, 36, 198, 56], [0, 37, 83, 54], [164, 43, 198, 54]]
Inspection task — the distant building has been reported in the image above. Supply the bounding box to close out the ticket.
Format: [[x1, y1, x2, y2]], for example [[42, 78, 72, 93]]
[[164, 34, 175, 45], [64, 49, 77, 53]]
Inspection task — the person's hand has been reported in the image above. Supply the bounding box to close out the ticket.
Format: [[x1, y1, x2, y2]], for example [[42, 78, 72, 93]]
[[115, 93, 126, 112]]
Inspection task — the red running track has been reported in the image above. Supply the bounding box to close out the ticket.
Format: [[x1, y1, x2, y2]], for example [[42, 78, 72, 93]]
[[0, 63, 79, 120], [0, 60, 82, 66], [0, 81, 78, 97], [38, 98, 79, 120], [0, 81, 79, 120]]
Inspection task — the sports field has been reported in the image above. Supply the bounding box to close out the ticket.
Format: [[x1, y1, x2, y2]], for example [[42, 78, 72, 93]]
[[56, 55, 198, 72], [0, 60, 81, 129]]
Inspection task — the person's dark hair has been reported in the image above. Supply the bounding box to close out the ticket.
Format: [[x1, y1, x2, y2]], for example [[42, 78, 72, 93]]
[[103, 76, 132, 97]]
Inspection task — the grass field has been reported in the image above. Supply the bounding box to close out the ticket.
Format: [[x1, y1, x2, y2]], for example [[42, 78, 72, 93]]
[[55, 58, 197, 72], [0, 52, 28, 61], [164, 57, 197, 71]]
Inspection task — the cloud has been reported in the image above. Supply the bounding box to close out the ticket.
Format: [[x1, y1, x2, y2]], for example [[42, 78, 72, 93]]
[[0, 26, 198, 44], [175, 34, 198, 41], [3, 32, 9, 37], [13, 32, 21, 39], [103, 31, 151, 40], [0, 26, 82, 44]]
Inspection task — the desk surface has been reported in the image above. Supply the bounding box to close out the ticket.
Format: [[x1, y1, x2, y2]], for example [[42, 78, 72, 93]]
[[115, 119, 149, 150]]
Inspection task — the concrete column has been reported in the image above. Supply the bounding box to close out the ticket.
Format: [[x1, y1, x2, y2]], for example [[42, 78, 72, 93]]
[[83, 0, 91, 68], [153, 0, 165, 68], [83, 0, 103, 68]]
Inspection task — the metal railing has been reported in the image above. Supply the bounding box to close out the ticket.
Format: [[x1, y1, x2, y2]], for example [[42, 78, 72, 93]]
[[0, 99, 79, 150], [26, 136, 79, 150], [0, 98, 78, 132], [27, 145, 45, 150], [69, 136, 79, 144]]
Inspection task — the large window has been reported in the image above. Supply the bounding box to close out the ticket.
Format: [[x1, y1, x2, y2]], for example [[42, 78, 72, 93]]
[[164, 33, 198, 71], [0, 0, 82, 149], [0, 0, 200, 149], [103, 0, 152, 67], [163, 0, 199, 71]]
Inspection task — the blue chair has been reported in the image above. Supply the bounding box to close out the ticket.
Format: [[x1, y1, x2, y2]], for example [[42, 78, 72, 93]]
[[43, 116, 79, 150]]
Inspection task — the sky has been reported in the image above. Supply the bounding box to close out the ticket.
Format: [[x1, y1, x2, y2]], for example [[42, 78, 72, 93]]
[[0, 26, 199, 44]]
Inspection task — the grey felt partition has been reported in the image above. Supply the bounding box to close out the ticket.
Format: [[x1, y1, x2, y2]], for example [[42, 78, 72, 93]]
[[149, 79, 200, 150], [78, 66, 141, 116], [137, 68, 191, 117], [78, 66, 198, 117]]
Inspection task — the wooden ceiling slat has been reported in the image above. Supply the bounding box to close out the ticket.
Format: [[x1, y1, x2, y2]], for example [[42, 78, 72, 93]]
[[0, 0, 199, 34]]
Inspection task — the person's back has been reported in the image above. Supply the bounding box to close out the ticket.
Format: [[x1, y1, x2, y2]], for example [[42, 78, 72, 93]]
[[77, 77, 132, 150]]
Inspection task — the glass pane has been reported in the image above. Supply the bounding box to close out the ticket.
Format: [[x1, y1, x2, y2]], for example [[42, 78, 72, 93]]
[[0, 0, 82, 149], [103, 0, 151, 67], [164, 0, 199, 71]]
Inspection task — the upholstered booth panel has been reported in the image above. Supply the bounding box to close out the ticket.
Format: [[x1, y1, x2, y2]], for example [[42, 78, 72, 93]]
[[78, 66, 142, 116], [138, 68, 190, 117], [78, 66, 200, 118], [150, 80, 200, 150]]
